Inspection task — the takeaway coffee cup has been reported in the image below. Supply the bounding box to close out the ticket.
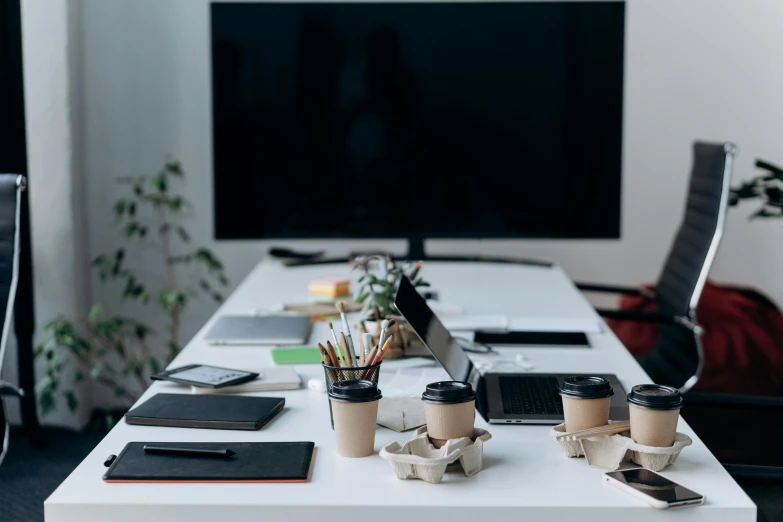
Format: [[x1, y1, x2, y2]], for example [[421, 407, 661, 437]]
[[627, 384, 683, 447], [422, 381, 476, 447], [558, 376, 614, 432], [329, 379, 382, 458]]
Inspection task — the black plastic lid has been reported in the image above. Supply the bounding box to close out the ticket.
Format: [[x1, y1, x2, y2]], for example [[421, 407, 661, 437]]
[[627, 384, 683, 411], [328, 380, 382, 403], [558, 376, 614, 400], [421, 381, 476, 404]]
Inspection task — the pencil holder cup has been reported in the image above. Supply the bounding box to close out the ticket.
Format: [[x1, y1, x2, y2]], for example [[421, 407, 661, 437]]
[[323, 357, 382, 429]]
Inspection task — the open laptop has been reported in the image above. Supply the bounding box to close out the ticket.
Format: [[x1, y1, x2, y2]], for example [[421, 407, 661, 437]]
[[395, 276, 629, 424]]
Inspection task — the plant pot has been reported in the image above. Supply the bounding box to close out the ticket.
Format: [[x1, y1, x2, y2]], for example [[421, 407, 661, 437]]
[[362, 317, 426, 359]]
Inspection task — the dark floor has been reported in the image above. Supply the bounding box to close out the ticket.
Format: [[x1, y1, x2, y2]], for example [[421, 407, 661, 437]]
[[0, 427, 782, 522], [0, 427, 105, 522]]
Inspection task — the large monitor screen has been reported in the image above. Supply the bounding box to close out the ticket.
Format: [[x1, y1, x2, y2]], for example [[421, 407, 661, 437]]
[[212, 2, 625, 240]]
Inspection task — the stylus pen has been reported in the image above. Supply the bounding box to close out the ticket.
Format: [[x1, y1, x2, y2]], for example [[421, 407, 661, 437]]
[[143, 445, 236, 458]]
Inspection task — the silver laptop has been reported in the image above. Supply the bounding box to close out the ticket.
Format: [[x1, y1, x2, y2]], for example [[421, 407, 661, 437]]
[[394, 276, 629, 424], [203, 315, 311, 345]]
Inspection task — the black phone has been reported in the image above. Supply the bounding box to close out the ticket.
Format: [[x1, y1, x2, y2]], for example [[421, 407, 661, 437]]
[[473, 330, 590, 347], [151, 364, 259, 388], [604, 469, 705, 509]]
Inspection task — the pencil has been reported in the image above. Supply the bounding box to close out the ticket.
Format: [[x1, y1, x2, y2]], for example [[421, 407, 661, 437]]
[[372, 337, 393, 365], [340, 332, 354, 368], [325, 341, 341, 369]]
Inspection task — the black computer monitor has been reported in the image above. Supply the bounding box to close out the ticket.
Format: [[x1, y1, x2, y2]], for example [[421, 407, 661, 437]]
[[211, 1, 625, 253]]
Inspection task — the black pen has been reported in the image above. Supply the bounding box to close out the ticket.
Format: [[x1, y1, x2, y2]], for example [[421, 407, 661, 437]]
[[143, 445, 236, 458]]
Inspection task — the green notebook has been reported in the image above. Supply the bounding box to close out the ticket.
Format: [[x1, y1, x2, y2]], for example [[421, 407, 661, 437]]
[[271, 347, 323, 365]]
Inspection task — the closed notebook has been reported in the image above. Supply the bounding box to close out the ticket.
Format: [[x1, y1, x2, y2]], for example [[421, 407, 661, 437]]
[[103, 441, 315, 483], [125, 393, 285, 430]]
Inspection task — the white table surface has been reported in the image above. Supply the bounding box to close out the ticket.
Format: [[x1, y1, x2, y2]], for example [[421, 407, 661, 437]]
[[44, 261, 755, 522]]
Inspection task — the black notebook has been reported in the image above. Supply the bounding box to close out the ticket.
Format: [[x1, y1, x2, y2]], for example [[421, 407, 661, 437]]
[[125, 393, 285, 430], [103, 441, 315, 483]]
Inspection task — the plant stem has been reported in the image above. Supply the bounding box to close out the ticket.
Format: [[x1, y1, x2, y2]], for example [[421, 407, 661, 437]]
[[157, 201, 180, 349]]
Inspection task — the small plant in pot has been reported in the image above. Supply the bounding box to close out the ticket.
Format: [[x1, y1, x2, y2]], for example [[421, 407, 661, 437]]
[[352, 255, 430, 358]]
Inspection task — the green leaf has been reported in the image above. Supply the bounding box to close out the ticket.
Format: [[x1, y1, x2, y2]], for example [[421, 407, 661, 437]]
[[167, 196, 184, 212], [128, 201, 136, 216], [133, 182, 144, 197], [39, 390, 55, 414], [212, 292, 223, 303], [135, 324, 149, 340], [158, 289, 187, 312], [114, 200, 127, 220], [194, 248, 223, 271], [87, 304, 102, 323], [138, 226, 148, 238], [176, 226, 190, 243], [65, 391, 78, 412], [74, 371, 85, 383], [164, 160, 183, 177], [124, 222, 139, 238], [218, 274, 229, 286], [90, 363, 104, 379], [152, 173, 167, 194]]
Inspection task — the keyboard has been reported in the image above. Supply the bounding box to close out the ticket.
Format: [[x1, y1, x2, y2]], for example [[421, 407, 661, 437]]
[[499, 376, 564, 415]]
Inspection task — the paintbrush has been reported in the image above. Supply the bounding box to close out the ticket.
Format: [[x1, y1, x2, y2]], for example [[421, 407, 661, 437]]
[[362, 333, 373, 361], [378, 319, 390, 349], [335, 301, 357, 365], [372, 336, 393, 365], [408, 262, 422, 280], [328, 321, 341, 349], [340, 332, 354, 368], [361, 346, 379, 379], [326, 340, 343, 368]]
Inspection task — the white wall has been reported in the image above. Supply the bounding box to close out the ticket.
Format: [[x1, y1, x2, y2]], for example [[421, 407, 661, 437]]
[[24, 0, 783, 423], [19, 0, 93, 428]]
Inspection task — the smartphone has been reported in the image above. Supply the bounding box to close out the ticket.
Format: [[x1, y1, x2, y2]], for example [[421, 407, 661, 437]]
[[604, 468, 705, 509]]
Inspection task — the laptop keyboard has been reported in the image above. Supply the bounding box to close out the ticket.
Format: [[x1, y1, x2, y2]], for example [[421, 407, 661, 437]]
[[499, 376, 564, 415]]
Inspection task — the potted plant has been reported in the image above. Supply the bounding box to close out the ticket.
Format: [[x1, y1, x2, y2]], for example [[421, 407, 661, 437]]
[[35, 160, 229, 428], [352, 254, 430, 358]]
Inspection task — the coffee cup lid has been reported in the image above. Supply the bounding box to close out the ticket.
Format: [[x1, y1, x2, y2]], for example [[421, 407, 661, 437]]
[[421, 381, 476, 404], [329, 379, 382, 403], [627, 384, 683, 411], [558, 376, 614, 400]]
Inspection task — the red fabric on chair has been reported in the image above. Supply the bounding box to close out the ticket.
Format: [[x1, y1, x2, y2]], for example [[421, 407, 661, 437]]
[[606, 281, 783, 395]]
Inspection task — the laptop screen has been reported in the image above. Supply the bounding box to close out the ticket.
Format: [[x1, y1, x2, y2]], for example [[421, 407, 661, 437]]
[[394, 276, 472, 381]]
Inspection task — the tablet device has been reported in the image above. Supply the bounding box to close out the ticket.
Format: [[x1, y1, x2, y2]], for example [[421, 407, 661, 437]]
[[151, 364, 259, 388], [474, 330, 590, 347]]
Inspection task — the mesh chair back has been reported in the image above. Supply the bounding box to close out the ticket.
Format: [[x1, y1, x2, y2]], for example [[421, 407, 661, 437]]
[[642, 142, 737, 391]]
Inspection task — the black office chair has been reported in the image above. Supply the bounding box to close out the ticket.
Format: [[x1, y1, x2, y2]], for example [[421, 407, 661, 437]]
[[0, 174, 26, 466], [578, 141, 738, 392]]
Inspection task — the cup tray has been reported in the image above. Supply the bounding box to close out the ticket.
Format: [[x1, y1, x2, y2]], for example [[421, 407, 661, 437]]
[[550, 423, 692, 472], [379, 427, 492, 484]]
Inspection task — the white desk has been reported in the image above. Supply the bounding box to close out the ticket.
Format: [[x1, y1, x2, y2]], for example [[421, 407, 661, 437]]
[[44, 261, 755, 522]]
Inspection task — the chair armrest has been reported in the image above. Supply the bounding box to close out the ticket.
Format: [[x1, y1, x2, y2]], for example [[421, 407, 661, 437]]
[[576, 283, 655, 299], [595, 309, 677, 324], [0, 380, 23, 398]]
